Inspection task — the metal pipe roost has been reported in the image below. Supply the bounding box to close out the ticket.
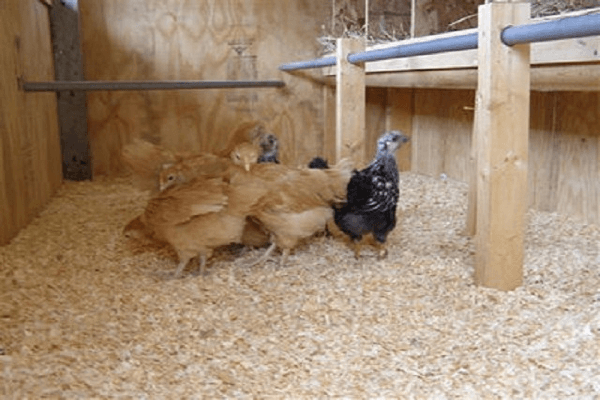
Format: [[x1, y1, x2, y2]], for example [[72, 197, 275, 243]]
[[21, 80, 286, 92]]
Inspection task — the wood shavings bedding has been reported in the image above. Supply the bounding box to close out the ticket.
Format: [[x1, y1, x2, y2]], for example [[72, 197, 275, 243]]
[[1, 173, 599, 398]]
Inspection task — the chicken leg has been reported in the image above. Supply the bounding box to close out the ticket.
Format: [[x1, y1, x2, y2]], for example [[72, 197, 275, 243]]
[[279, 248, 290, 268], [198, 254, 208, 276], [351, 239, 362, 259], [250, 242, 277, 267], [174, 258, 190, 277], [374, 241, 388, 259]]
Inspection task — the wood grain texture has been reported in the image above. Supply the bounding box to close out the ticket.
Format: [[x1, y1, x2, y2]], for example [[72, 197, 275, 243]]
[[0, 0, 62, 245], [79, 0, 329, 175], [554, 92, 599, 223], [364, 87, 412, 171], [385, 88, 413, 171], [412, 89, 474, 179], [365, 87, 387, 161], [391, 87, 600, 226], [474, 2, 530, 290], [336, 38, 366, 165], [322, 84, 336, 165]]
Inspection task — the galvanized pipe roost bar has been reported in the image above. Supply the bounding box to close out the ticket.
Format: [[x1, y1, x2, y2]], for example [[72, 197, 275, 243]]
[[22, 80, 286, 92]]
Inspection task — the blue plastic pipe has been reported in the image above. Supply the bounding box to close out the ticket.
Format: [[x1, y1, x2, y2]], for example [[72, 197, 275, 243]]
[[279, 33, 479, 70], [279, 12, 600, 71], [502, 12, 600, 45], [347, 32, 478, 64], [279, 55, 336, 71]]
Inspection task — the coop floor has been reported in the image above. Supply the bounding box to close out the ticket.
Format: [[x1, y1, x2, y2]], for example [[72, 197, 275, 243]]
[[1, 173, 599, 398]]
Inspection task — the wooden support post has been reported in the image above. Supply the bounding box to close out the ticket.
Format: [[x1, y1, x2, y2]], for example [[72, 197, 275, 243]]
[[474, 2, 531, 290], [336, 38, 366, 165], [323, 85, 336, 163], [464, 96, 479, 237]]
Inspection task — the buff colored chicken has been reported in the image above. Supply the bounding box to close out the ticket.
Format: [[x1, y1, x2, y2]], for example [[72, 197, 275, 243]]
[[158, 142, 259, 192], [157, 142, 273, 249], [121, 138, 193, 191], [246, 158, 354, 266], [128, 168, 270, 277], [216, 121, 279, 161], [121, 121, 279, 192]]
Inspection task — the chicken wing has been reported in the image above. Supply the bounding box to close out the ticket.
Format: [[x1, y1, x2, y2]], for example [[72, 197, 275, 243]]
[[247, 159, 354, 266], [334, 130, 410, 259]]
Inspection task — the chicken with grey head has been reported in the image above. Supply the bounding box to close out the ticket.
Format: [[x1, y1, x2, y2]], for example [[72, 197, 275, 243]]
[[333, 130, 410, 259], [257, 133, 280, 164]]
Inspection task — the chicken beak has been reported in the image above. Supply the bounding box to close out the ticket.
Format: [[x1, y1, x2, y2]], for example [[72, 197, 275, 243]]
[[244, 162, 251, 172]]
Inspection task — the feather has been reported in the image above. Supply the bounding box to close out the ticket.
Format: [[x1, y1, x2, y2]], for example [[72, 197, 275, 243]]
[[334, 130, 409, 258], [308, 156, 329, 169], [121, 138, 193, 191], [247, 158, 354, 266], [158, 142, 259, 191]]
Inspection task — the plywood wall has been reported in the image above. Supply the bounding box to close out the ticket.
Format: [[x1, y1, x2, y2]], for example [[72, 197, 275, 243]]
[[529, 91, 600, 223], [404, 88, 600, 225], [412, 89, 474, 180], [0, 0, 63, 245], [79, 0, 330, 175]]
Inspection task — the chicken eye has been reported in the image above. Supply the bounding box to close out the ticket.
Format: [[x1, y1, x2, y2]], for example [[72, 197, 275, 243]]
[[168, 175, 175, 181]]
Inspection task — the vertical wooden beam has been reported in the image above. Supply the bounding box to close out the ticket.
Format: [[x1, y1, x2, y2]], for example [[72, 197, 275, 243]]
[[50, 1, 92, 180], [322, 84, 336, 163], [464, 96, 479, 237], [336, 38, 366, 165], [365, 0, 369, 36], [410, 0, 416, 38], [386, 88, 413, 171], [474, 2, 531, 291]]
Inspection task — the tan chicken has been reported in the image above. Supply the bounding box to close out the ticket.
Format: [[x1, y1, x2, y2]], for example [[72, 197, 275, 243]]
[[157, 142, 271, 249], [246, 159, 354, 266], [158, 142, 259, 191], [216, 121, 273, 158], [128, 169, 270, 277], [121, 138, 193, 191], [121, 121, 277, 192], [124, 158, 353, 273]]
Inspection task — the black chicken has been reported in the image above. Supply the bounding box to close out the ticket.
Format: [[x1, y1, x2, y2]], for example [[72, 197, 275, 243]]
[[308, 156, 329, 169], [334, 130, 410, 259]]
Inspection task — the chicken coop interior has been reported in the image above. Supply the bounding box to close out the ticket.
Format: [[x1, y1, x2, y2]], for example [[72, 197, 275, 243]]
[[2, 0, 600, 397]]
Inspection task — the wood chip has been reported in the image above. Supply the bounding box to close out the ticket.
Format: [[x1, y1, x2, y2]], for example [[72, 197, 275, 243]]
[[1, 173, 599, 397]]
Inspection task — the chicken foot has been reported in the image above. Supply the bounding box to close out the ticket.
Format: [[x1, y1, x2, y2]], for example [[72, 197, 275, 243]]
[[374, 241, 388, 260], [250, 242, 277, 267]]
